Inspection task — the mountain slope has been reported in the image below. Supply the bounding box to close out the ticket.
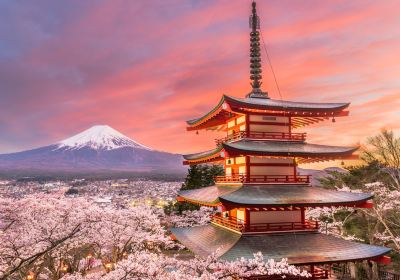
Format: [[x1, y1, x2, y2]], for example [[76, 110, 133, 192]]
[[0, 125, 184, 173], [298, 167, 347, 186]]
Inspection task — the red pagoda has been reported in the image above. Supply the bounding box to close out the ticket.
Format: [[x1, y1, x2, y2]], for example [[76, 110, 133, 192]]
[[171, 1, 390, 278]]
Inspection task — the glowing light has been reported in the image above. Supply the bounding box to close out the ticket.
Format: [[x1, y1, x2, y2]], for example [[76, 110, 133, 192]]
[[62, 265, 68, 272], [105, 262, 113, 269], [104, 262, 114, 272]]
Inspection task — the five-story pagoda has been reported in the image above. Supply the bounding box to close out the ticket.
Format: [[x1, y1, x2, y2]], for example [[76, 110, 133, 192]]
[[171, 1, 390, 278]]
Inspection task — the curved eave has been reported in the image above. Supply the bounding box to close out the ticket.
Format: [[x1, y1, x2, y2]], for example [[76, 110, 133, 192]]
[[177, 185, 240, 206], [225, 95, 350, 113], [186, 96, 237, 131], [219, 185, 373, 207], [186, 95, 351, 131], [221, 231, 391, 265], [171, 224, 391, 264], [177, 184, 373, 208], [182, 146, 224, 165], [187, 96, 225, 125], [177, 196, 221, 207], [223, 140, 359, 159]]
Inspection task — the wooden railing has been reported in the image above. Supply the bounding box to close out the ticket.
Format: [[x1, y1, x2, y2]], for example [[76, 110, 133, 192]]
[[211, 213, 244, 232], [215, 131, 306, 145], [249, 266, 330, 279], [246, 220, 319, 232], [379, 270, 400, 280], [312, 266, 330, 279], [211, 214, 319, 233], [214, 174, 311, 184], [333, 263, 400, 280]]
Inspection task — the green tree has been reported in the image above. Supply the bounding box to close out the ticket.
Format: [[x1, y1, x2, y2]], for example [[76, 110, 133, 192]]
[[166, 164, 224, 214], [318, 161, 391, 190], [181, 164, 224, 190]]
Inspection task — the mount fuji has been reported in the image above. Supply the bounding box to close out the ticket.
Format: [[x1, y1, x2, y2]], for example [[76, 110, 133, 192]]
[[57, 125, 153, 151], [0, 125, 184, 174]]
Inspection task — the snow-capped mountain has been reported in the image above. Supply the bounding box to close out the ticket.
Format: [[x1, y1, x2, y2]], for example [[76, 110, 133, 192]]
[[57, 125, 152, 151], [0, 125, 184, 174]]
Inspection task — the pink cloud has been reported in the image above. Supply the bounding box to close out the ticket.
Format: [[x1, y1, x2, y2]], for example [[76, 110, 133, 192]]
[[0, 0, 399, 156]]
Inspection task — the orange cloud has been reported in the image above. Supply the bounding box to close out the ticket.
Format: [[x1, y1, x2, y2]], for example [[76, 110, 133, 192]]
[[0, 0, 399, 157]]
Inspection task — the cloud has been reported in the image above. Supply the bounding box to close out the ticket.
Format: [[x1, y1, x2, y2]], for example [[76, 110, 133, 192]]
[[0, 0, 399, 155]]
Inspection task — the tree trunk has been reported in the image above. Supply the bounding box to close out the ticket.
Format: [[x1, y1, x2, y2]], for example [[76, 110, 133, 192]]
[[360, 261, 379, 280], [349, 262, 357, 279], [371, 262, 379, 280]]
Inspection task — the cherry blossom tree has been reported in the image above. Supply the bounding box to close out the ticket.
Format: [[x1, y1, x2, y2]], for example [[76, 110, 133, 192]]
[[306, 186, 363, 241], [363, 182, 400, 252], [60, 251, 311, 280], [315, 130, 400, 252], [311, 130, 400, 278], [1, 192, 312, 280], [167, 206, 213, 228], [0, 194, 174, 280], [0, 193, 95, 279], [89, 204, 175, 265]]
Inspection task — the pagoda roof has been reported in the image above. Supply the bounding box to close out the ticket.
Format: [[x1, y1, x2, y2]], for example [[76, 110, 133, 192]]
[[187, 95, 350, 131], [179, 185, 240, 206], [177, 184, 373, 207], [225, 95, 350, 112], [223, 140, 358, 157], [183, 140, 358, 164], [183, 146, 223, 161], [171, 224, 390, 264]]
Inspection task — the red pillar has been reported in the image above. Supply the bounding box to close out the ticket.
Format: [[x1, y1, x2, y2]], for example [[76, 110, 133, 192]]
[[301, 207, 305, 224], [245, 156, 250, 182], [310, 265, 315, 279], [245, 208, 250, 231], [245, 114, 250, 137]]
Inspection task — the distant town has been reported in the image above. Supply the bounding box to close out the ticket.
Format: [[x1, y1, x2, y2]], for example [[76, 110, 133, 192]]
[[0, 178, 182, 208]]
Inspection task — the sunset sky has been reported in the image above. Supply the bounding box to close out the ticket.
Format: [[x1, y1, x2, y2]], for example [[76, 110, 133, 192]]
[[1, 0, 399, 159]]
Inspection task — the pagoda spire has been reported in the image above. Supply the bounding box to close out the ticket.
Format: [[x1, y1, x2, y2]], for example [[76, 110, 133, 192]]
[[247, 1, 268, 98]]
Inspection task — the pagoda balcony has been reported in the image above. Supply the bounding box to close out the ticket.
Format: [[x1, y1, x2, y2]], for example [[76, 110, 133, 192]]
[[215, 131, 306, 145], [211, 213, 319, 233], [214, 174, 311, 184]]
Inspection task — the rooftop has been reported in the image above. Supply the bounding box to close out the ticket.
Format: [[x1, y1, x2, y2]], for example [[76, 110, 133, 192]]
[[187, 95, 350, 130], [183, 140, 358, 164], [178, 184, 373, 207], [223, 140, 358, 157], [171, 224, 390, 264]]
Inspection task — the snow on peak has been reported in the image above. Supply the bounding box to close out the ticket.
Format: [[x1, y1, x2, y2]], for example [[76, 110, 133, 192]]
[[57, 125, 152, 151]]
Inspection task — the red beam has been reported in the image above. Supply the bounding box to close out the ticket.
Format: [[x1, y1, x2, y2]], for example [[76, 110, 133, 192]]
[[232, 107, 350, 117], [248, 121, 290, 126], [373, 255, 391, 265], [183, 156, 224, 165], [249, 163, 296, 167], [356, 201, 374, 208], [186, 115, 226, 131]]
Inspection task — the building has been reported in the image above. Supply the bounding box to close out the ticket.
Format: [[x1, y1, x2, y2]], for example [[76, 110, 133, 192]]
[[171, 1, 391, 279]]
